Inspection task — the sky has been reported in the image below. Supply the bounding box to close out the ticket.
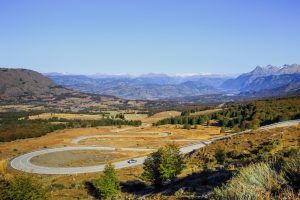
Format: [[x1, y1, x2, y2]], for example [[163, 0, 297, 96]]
[[0, 0, 300, 75]]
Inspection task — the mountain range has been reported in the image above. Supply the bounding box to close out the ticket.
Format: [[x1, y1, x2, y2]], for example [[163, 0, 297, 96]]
[[221, 64, 300, 91], [46, 64, 300, 100], [1, 64, 299, 102], [46, 73, 231, 100]]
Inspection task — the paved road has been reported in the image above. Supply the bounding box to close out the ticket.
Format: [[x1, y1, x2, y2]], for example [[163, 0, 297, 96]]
[[71, 134, 197, 144], [71, 132, 170, 144], [10, 146, 154, 174], [10, 119, 300, 175]]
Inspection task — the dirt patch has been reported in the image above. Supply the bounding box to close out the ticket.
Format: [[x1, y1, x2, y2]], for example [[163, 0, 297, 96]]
[[30, 150, 127, 167]]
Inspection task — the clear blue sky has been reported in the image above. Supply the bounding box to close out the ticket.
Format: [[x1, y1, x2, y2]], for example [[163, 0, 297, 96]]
[[0, 0, 300, 75]]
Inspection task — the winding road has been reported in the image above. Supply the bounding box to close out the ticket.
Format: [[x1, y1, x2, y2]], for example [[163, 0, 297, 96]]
[[10, 119, 300, 175], [71, 132, 170, 144], [71, 133, 198, 144]]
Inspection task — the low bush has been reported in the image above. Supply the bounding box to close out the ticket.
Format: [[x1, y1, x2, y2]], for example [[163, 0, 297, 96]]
[[215, 146, 226, 165], [284, 147, 300, 187], [0, 174, 48, 200], [213, 162, 286, 200], [0, 175, 10, 200]]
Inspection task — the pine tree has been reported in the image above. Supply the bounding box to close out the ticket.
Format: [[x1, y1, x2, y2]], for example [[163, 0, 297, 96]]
[[159, 144, 185, 182], [98, 163, 120, 199], [142, 144, 185, 187]]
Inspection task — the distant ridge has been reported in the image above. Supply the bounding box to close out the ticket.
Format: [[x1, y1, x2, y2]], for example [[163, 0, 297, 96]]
[[46, 64, 300, 100], [47, 73, 231, 100], [221, 64, 300, 95]]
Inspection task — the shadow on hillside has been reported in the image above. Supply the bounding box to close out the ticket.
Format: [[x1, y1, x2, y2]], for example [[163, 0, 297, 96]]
[[84, 181, 101, 199], [120, 169, 235, 198]]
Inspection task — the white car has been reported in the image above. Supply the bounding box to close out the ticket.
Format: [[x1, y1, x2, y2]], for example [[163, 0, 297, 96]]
[[127, 159, 137, 164]]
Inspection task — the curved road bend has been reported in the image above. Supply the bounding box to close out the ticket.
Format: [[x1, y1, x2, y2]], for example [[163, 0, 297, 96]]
[[10, 119, 300, 175], [71, 132, 170, 144], [10, 146, 154, 175], [72, 135, 195, 145]]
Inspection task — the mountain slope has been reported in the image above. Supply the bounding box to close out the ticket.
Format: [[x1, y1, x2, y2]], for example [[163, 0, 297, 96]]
[[221, 64, 300, 95], [243, 74, 300, 92], [0, 68, 67, 98], [241, 81, 300, 97], [0, 68, 148, 112]]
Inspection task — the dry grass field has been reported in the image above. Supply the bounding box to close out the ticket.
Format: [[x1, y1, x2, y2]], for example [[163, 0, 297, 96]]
[[30, 150, 148, 167], [123, 113, 148, 120], [98, 124, 222, 144], [0, 124, 221, 161], [190, 108, 222, 116], [25, 111, 148, 121], [139, 108, 221, 124], [0, 105, 45, 112], [27, 113, 105, 120], [141, 110, 181, 123]]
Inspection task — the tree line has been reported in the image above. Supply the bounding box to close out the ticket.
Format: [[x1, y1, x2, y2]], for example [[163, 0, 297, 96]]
[[0, 112, 141, 142], [155, 96, 300, 131]]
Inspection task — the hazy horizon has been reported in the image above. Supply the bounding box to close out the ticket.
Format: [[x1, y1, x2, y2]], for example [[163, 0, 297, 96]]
[[2, 63, 298, 77]]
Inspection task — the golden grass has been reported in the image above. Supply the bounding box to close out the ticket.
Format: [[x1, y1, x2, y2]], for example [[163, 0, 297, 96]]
[[0, 124, 221, 161], [25, 111, 148, 121], [0, 126, 115, 160], [124, 113, 148, 120], [190, 108, 222, 116], [0, 105, 45, 112], [214, 163, 286, 200], [80, 125, 222, 149], [141, 111, 181, 123], [0, 159, 8, 174]]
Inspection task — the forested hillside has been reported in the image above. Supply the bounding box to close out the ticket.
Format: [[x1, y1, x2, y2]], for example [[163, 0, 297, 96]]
[[0, 112, 141, 142], [155, 95, 300, 131]]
